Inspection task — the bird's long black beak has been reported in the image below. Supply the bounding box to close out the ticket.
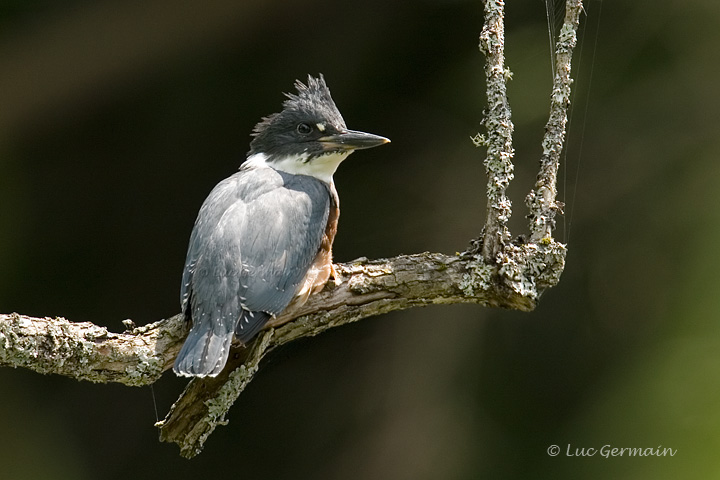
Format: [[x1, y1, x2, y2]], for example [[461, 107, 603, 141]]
[[319, 129, 390, 151]]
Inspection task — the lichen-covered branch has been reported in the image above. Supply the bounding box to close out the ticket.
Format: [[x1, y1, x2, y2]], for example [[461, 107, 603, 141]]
[[526, 0, 584, 241], [0, 312, 185, 386], [1, 249, 562, 457], [0, 252, 534, 386], [477, 0, 515, 261]]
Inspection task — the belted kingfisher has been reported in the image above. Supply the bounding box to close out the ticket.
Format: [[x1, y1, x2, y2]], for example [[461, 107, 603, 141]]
[[173, 74, 389, 377]]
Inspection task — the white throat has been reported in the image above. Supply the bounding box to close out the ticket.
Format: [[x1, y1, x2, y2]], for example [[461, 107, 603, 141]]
[[245, 151, 350, 184]]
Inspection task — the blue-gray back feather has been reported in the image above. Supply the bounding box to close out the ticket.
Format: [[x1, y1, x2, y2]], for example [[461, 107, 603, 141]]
[[174, 165, 330, 377]]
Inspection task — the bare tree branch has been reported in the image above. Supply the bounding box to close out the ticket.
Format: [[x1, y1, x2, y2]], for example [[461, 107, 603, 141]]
[[527, 0, 584, 241], [0, 312, 184, 385], [0, 0, 584, 458], [0, 253, 535, 386]]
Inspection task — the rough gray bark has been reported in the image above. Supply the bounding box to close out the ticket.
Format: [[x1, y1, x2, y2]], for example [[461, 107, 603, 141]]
[[0, 253, 539, 385], [0, 312, 183, 386], [0, 0, 583, 458]]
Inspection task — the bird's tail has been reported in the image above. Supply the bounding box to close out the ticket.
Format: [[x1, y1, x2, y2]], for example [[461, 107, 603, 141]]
[[173, 314, 235, 377]]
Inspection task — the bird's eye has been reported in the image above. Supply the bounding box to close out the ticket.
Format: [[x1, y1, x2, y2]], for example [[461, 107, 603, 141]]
[[296, 123, 312, 135]]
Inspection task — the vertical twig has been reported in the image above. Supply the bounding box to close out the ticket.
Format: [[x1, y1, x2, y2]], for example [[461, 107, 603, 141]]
[[478, 0, 515, 262], [527, 0, 584, 241]]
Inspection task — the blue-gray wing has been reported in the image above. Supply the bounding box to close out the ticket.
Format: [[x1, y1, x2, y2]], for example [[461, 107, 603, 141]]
[[174, 166, 330, 376]]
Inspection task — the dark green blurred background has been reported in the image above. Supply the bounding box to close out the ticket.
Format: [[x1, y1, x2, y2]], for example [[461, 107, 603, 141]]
[[2, 0, 719, 478]]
